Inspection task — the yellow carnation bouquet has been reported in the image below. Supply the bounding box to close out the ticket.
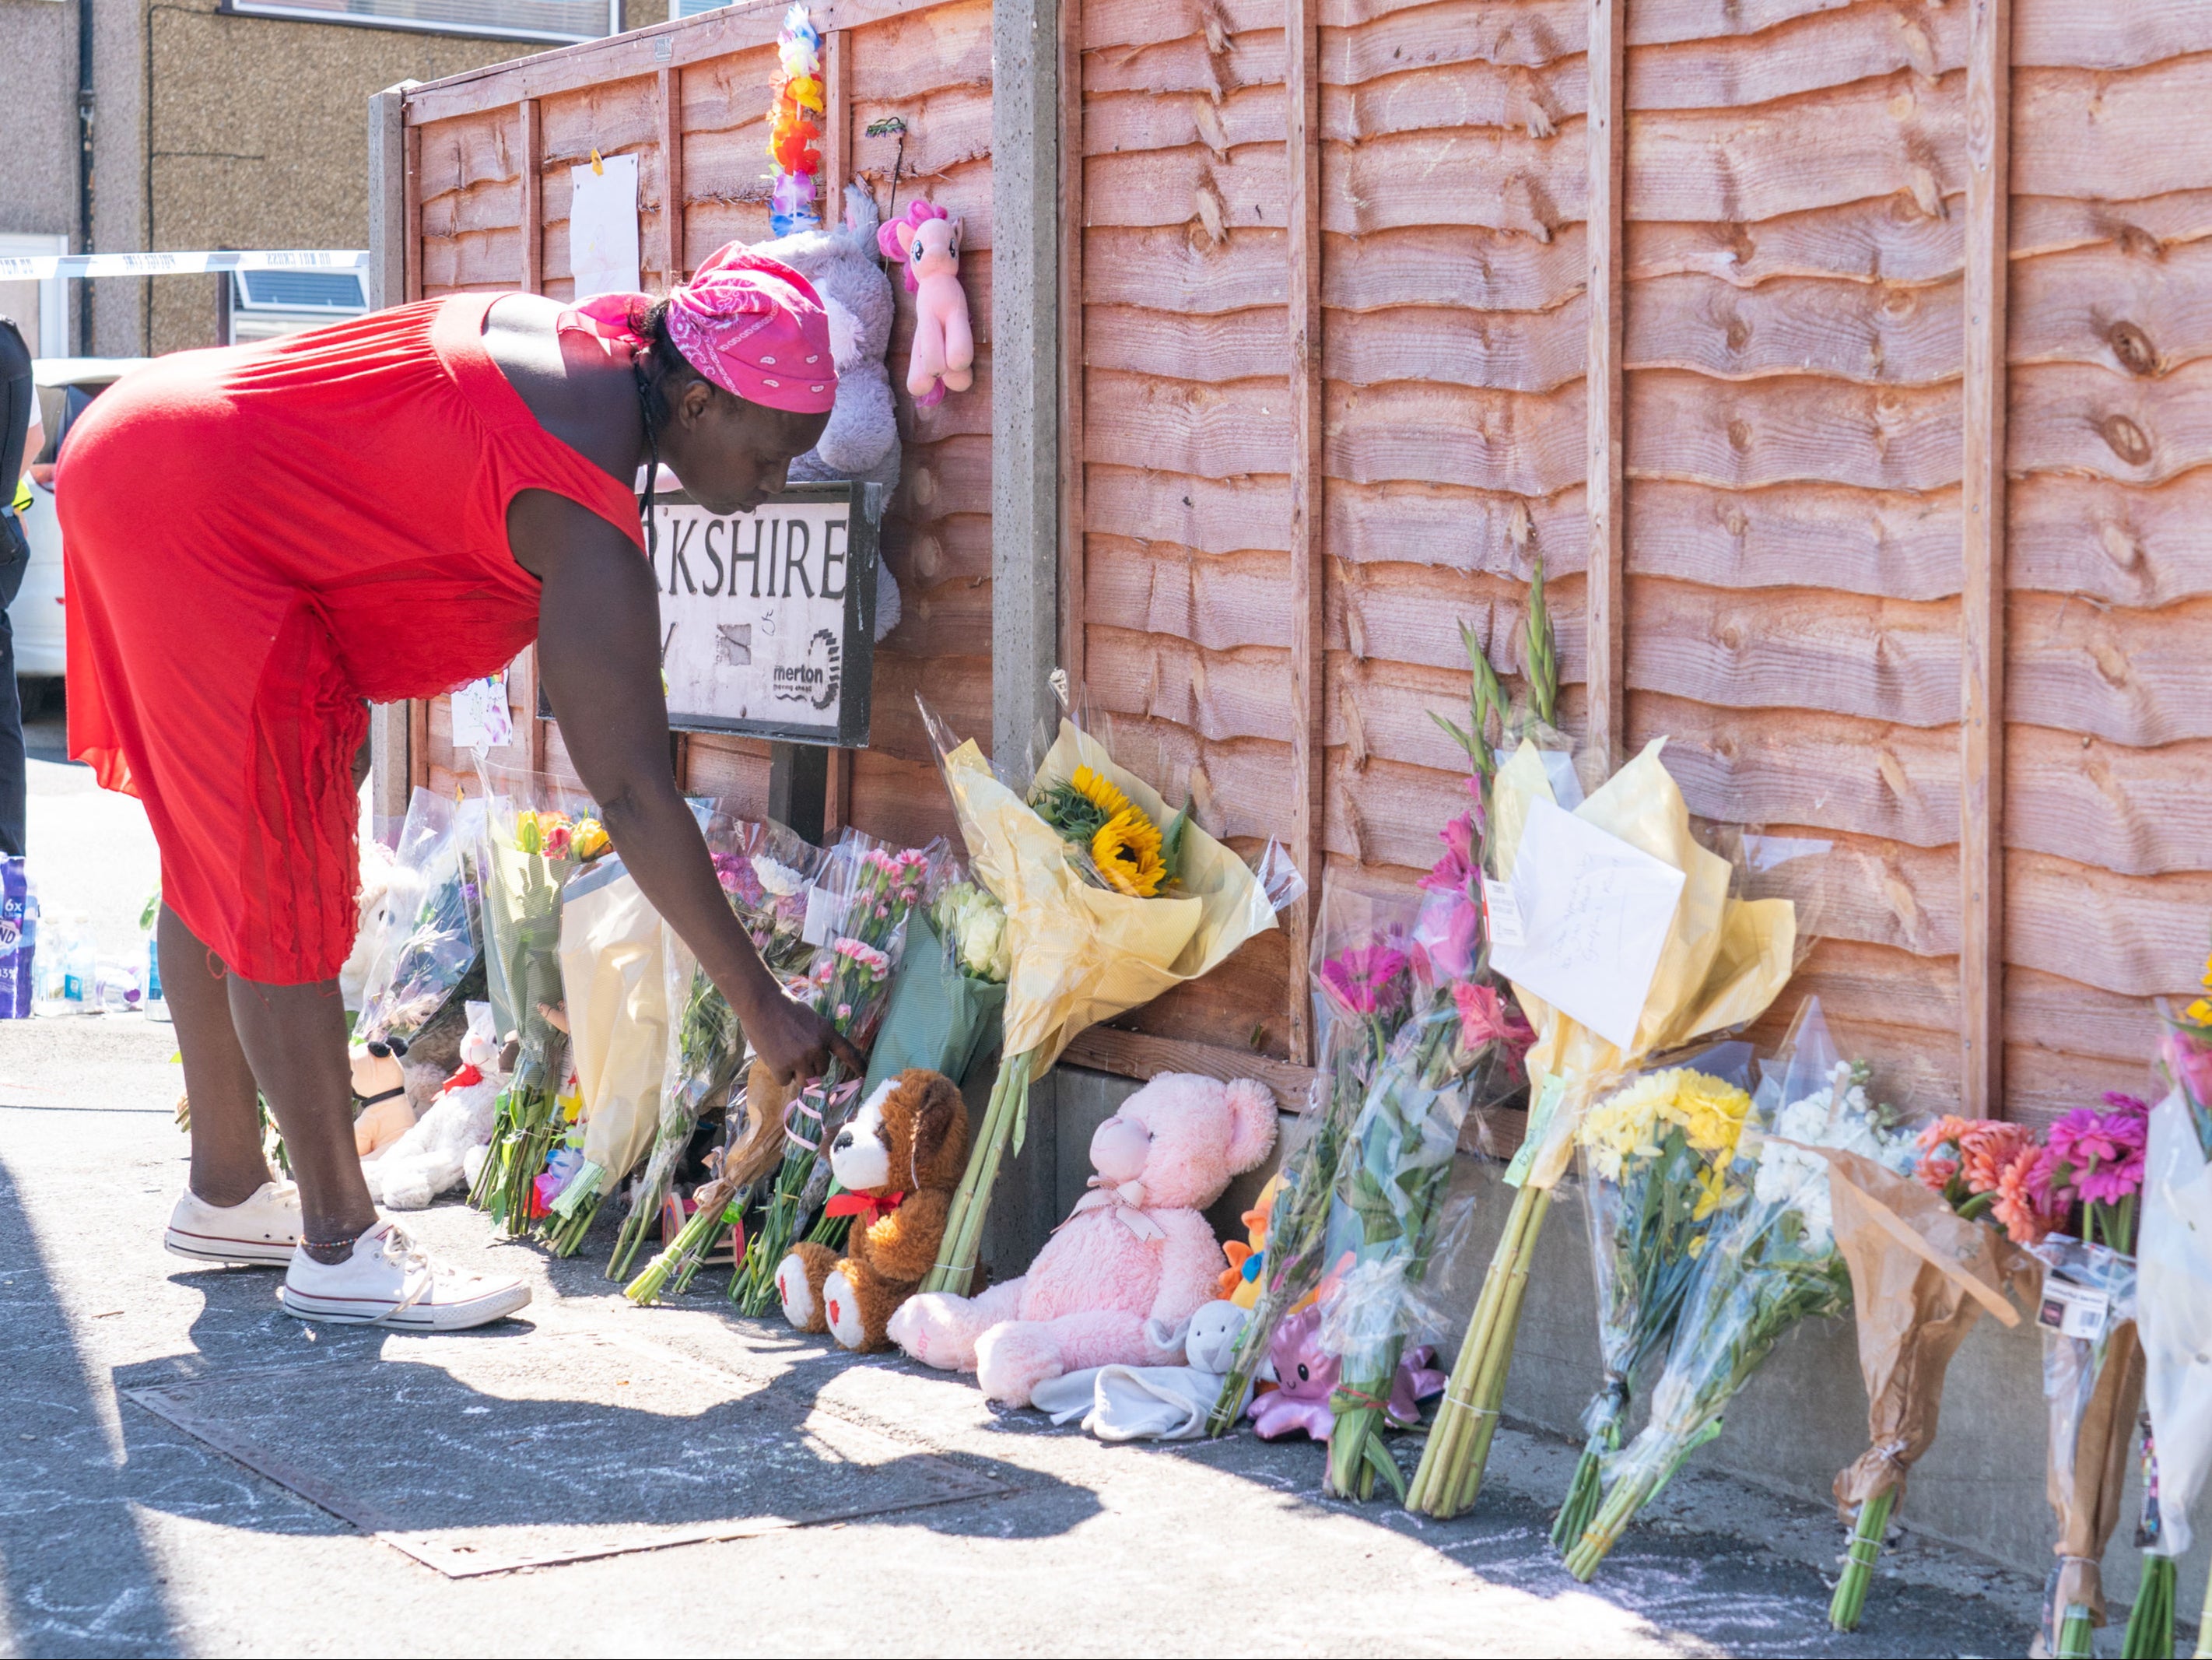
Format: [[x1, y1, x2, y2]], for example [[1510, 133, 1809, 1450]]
[[917, 686, 1302, 1294]]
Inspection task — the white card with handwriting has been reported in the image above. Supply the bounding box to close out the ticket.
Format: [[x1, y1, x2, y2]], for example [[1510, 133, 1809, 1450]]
[[1488, 796, 1687, 1050]]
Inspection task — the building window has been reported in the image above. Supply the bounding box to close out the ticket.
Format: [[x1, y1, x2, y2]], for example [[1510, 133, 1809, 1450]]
[[220, 0, 619, 45], [227, 269, 369, 345]]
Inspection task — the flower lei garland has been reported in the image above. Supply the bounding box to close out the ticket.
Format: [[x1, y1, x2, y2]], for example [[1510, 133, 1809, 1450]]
[[769, 5, 825, 236]]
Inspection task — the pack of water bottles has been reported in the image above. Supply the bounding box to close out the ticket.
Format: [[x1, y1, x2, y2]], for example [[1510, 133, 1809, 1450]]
[[0, 859, 167, 1020], [0, 857, 30, 1019]]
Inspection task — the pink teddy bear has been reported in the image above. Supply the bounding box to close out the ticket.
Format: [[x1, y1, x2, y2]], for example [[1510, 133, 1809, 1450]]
[[888, 1072, 1278, 1408], [877, 200, 973, 408]]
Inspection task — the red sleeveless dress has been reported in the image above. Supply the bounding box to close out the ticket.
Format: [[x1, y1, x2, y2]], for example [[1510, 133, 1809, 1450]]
[[58, 293, 646, 984]]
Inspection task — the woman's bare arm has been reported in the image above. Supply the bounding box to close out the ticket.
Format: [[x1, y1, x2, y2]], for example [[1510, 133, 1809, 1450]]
[[511, 487, 864, 1084]]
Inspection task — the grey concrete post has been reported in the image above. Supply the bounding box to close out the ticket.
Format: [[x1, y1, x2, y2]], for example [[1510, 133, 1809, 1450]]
[[980, 0, 1063, 1276], [365, 84, 413, 829]]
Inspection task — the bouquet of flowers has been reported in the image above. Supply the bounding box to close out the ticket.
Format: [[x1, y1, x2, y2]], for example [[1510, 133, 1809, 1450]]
[[1550, 1049, 1758, 1553], [627, 834, 938, 1308], [2133, 1087, 2212, 1660], [466, 774, 612, 1234], [2022, 1093, 2151, 1659], [1206, 886, 1425, 1437], [353, 788, 484, 1055], [727, 837, 938, 1309], [919, 688, 1300, 1296], [1407, 737, 1802, 1520], [2158, 937, 2212, 1161], [857, 874, 1011, 1096], [1820, 1111, 2038, 1630], [1562, 1005, 1916, 1578], [1305, 802, 1532, 1499], [605, 816, 825, 1282], [538, 855, 674, 1256]]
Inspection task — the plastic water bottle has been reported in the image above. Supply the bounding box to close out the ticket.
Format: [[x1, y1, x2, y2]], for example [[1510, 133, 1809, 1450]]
[[33, 914, 82, 1015], [145, 934, 171, 1022], [96, 960, 142, 1014]]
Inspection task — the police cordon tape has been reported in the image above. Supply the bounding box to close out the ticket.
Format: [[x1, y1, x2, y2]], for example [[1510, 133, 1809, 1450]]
[[0, 250, 368, 282]]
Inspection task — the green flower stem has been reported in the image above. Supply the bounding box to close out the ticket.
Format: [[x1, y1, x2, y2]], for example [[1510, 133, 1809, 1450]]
[[1552, 1420, 1619, 1556], [1405, 1181, 1551, 1517], [1828, 1489, 1895, 1633], [2058, 1608, 2098, 1660], [2123, 1555, 2176, 1660], [922, 1050, 1032, 1296]]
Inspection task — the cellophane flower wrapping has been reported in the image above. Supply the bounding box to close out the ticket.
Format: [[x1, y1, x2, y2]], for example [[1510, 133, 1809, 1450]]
[[353, 788, 484, 1052], [857, 872, 1009, 1097], [727, 833, 945, 1312], [1207, 883, 1423, 1437], [1562, 1002, 1916, 1578], [918, 697, 1302, 1295], [2032, 1235, 2144, 1644], [607, 812, 826, 1280], [468, 769, 609, 1231], [1555, 1044, 1759, 1546], [2140, 1089, 2212, 1565], [1311, 816, 1531, 1497]]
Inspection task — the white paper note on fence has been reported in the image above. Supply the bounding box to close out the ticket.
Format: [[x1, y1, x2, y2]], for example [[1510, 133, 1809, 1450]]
[[1488, 796, 1686, 1051], [450, 672, 514, 753], [568, 154, 640, 302]]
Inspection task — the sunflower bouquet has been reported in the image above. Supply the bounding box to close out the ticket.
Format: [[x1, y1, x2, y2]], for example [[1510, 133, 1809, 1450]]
[[1551, 1051, 1758, 1553], [920, 691, 1301, 1296]]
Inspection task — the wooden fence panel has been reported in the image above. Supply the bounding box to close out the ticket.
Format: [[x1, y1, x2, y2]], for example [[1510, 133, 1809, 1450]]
[[1999, 0, 2212, 1121]]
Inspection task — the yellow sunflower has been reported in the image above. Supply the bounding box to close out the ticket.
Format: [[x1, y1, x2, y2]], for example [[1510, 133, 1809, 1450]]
[[1069, 765, 1134, 823], [1092, 807, 1166, 897]]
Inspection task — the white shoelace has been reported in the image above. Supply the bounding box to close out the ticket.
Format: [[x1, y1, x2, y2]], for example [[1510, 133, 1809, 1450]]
[[366, 1223, 438, 1325]]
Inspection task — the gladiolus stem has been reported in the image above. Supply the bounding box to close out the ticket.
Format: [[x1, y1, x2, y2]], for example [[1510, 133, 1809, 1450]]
[[1828, 1490, 1894, 1632]]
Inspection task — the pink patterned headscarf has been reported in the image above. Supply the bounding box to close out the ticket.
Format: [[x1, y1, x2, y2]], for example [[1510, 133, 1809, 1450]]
[[569, 242, 836, 415]]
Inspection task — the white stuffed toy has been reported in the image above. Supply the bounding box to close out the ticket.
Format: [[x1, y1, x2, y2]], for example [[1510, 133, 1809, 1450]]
[[755, 182, 904, 640], [363, 1002, 505, 1211], [1029, 1299, 1258, 1442]]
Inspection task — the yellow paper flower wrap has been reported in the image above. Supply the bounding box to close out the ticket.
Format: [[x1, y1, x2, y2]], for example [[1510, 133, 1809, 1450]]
[[1492, 736, 1797, 1191], [938, 720, 1281, 1073]]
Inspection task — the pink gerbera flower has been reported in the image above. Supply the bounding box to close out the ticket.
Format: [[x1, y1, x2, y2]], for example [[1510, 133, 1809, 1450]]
[[1319, 944, 1408, 1016]]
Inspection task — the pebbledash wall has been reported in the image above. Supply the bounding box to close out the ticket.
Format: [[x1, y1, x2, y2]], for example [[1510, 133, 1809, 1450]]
[[373, 0, 2212, 1608]]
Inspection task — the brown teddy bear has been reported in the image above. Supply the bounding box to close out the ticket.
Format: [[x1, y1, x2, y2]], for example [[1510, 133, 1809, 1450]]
[[775, 1068, 968, 1352]]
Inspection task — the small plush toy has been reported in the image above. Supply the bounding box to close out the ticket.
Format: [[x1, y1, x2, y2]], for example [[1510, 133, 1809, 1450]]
[[363, 1002, 507, 1210], [350, 1045, 415, 1157], [889, 1070, 1278, 1406], [776, 1068, 969, 1351], [877, 200, 973, 408], [1218, 1171, 1285, 1306], [1246, 1301, 1449, 1442]]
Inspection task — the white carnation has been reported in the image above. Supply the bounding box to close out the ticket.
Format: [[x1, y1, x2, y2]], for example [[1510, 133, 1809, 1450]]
[[752, 855, 807, 897]]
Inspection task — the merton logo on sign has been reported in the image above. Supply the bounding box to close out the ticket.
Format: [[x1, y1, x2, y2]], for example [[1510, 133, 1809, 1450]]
[[650, 483, 878, 746]]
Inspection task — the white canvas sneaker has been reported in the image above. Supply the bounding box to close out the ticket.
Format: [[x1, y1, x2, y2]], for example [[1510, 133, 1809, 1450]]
[[164, 1180, 302, 1267], [279, 1220, 531, 1330]]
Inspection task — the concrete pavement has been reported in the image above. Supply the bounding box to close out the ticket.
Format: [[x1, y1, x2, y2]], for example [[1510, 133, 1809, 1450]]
[[0, 753, 2059, 1658]]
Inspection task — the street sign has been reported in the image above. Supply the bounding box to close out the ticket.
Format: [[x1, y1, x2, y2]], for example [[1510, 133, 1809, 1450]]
[[647, 481, 878, 747]]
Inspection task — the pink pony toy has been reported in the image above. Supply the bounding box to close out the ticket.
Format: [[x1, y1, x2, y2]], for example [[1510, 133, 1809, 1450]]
[[1246, 1300, 1448, 1443], [876, 199, 973, 408]]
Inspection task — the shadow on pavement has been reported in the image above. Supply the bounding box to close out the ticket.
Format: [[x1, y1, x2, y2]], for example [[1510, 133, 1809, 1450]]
[[0, 1155, 183, 1659], [99, 1250, 1096, 1576]]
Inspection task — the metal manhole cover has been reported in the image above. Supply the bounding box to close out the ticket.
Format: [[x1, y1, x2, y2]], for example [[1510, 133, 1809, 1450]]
[[122, 1330, 1007, 1576]]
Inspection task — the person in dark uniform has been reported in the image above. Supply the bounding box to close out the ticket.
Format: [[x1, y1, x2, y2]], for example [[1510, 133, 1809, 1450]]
[[0, 316, 33, 859]]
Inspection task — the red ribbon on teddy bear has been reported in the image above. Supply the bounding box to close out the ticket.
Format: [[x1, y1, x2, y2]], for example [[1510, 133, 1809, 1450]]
[[823, 1189, 906, 1229]]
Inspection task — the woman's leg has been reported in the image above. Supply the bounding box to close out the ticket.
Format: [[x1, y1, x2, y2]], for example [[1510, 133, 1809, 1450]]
[[223, 971, 377, 1264], [160, 903, 271, 1207], [163, 901, 375, 1262]]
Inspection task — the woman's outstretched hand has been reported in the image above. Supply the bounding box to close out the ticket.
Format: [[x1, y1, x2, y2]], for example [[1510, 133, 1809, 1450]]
[[734, 981, 867, 1086]]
